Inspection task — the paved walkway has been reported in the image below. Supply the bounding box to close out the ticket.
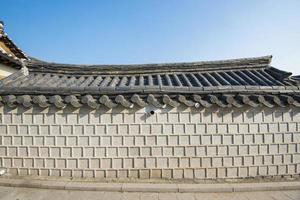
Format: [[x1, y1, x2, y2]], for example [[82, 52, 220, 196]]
[[1, 177, 300, 193], [0, 186, 299, 200]]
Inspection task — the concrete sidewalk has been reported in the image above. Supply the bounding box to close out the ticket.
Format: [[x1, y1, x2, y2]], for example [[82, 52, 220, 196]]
[[0, 177, 300, 193], [0, 186, 300, 200]]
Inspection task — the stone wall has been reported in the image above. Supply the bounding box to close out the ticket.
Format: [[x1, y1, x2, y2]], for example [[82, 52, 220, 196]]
[[0, 105, 300, 180]]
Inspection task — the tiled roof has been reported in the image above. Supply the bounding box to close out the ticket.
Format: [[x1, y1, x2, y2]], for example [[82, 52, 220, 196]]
[[0, 26, 28, 67], [1, 93, 300, 109], [0, 32, 28, 60], [0, 56, 299, 96], [0, 56, 299, 109]]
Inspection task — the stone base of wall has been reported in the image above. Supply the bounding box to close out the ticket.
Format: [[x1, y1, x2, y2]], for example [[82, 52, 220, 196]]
[[1, 105, 300, 180], [5, 167, 300, 180]]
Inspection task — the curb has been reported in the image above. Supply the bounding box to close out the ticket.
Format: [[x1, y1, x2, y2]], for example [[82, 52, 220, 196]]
[[0, 178, 300, 193]]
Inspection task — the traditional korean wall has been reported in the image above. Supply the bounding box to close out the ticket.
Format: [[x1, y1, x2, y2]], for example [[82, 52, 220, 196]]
[[0, 104, 300, 180]]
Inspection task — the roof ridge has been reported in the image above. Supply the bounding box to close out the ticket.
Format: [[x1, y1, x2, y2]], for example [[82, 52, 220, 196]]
[[26, 55, 272, 74]]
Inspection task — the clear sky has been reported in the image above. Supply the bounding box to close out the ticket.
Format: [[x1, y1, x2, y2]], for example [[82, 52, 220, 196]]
[[1, 0, 300, 74]]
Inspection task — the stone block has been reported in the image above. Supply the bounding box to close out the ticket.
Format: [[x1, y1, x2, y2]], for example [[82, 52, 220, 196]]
[[264, 155, 273, 165], [129, 147, 139, 156], [207, 168, 217, 179], [24, 136, 33, 145], [157, 135, 167, 145], [185, 124, 196, 134], [168, 113, 179, 123], [179, 158, 189, 168], [201, 135, 211, 145], [146, 136, 156, 146], [218, 124, 228, 134], [135, 136, 145, 146], [13, 158, 23, 167], [124, 158, 134, 168], [67, 159, 78, 169], [145, 157, 155, 168], [194, 169, 205, 179], [45, 159, 55, 168], [61, 147, 71, 157], [228, 124, 239, 134], [112, 158, 122, 169], [169, 135, 178, 145], [223, 157, 233, 167], [196, 124, 206, 134], [0, 125, 8, 134], [35, 158, 44, 168], [173, 169, 184, 179], [151, 124, 162, 134], [207, 146, 217, 156], [96, 125, 106, 135], [139, 169, 150, 179], [279, 144, 288, 154], [118, 147, 128, 157], [29, 125, 39, 135], [129, 124, 139, 134], [244, 156, 254, 166], [78, 136, 89, 146], [107, 125, 118, 135], [269, 144, 279, 154], [124, 113, 135, 123], [56, 159, 66, 168], [101, 158, 112, 169], [56, 136, 66, 146], [101, 136, 111, 146], [107, 147, 117, 157], [244, 134, 254, 144], [254, 155, 263, 165], [152, 147, 162, 156], [249, 145, 259, 155], [169, 158, 179, 168], [233, 156, 243, 166], [212, 157, 222, 167], [248, 166, 258, 177], [174, 124, 185, 134], [134, 158, 145, 168], [3, 136, 12, 145], [141, 124, 151, 134], [268, 165, 277, 175], [228, 146, 238, 156], [217, 168, 226, 178], [90, 136, 100, 146], [217, 146, 228, 156], [239, 145, 248, 155], [259, 166, 268, 176], [40, 125, 50, 135], [201, 157, 211, 168], [45, 136, 55, 145], [227, 167, 238, 178]]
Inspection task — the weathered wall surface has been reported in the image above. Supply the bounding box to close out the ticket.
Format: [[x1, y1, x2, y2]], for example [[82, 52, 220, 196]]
[[0, 105, 299, 180]]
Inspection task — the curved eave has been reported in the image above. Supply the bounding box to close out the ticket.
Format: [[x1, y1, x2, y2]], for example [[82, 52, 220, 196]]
[[1, 93, 300, 109], [0, 33, 28, 60], [0, 85, 299, 96]]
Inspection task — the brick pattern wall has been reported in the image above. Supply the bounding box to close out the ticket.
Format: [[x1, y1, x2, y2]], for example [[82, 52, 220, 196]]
[[0, 105, 300, 180]]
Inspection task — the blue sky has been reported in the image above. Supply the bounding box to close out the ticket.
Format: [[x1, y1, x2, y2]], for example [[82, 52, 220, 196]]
[[1, 0, 300, 74]]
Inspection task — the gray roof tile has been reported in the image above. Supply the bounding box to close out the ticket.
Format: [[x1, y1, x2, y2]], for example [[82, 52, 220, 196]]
[[0, 56, 298, 95]]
